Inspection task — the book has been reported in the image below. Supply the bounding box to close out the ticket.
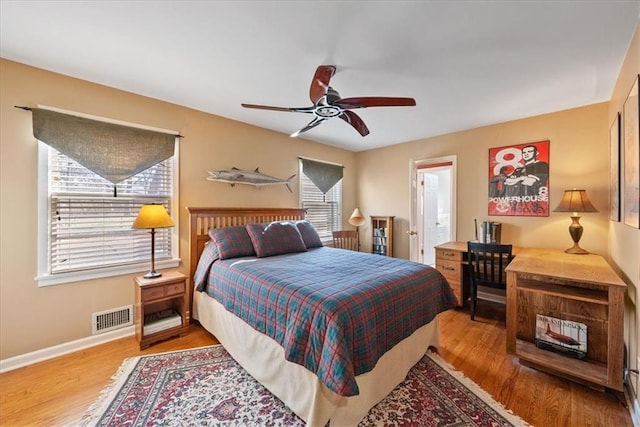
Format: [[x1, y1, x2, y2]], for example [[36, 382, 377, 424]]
[[144, 310, 182, 335], [534, 314, 587, 360]]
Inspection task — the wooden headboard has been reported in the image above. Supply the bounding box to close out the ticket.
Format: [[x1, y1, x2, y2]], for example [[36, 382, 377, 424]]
[[186, 207, 307, 287]]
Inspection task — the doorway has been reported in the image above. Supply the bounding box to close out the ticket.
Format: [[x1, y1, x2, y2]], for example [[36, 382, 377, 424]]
[[409, 156, 456, 265]]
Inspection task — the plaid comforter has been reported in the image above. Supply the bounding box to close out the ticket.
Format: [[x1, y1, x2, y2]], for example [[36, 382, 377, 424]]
[[194, 245, 457, 397]]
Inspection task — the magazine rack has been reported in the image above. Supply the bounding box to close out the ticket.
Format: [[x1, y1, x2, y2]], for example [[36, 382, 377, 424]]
[[505, 248, 626, 392]]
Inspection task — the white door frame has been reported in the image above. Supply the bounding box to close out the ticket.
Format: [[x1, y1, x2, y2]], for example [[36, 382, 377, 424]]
[[409, 155, 457, 263]]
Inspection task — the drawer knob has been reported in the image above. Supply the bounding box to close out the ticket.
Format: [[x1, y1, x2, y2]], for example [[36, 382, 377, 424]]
[[442, 265, 455, 271]]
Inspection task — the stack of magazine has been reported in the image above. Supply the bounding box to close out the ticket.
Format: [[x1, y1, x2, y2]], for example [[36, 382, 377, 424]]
[[144, 309, 182, 336]]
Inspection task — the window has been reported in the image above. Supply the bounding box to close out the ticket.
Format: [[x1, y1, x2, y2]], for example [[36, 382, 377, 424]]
[[37, 142, 179, 286], [299, 159, 342, 241]]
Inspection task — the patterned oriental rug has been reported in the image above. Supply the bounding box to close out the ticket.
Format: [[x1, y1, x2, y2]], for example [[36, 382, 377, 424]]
[[81, 345, 530, 427]]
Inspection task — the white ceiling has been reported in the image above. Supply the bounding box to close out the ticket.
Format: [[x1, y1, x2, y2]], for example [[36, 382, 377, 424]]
[[1, 1, 639, 152]]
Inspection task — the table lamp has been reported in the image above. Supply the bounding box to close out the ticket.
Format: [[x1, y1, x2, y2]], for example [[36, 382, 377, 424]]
[[553, 189, 598, 254], [132, 204, 175, 278], [348, 208, 366, 251]]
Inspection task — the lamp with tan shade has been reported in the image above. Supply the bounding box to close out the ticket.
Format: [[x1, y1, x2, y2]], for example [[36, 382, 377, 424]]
[[348, 208, 366, 251], [132, 204, 175, 278], [553, 189, 598, 254]]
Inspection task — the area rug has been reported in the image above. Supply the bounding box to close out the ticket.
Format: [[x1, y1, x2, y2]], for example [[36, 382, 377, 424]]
[[81, 344, 529, 426]]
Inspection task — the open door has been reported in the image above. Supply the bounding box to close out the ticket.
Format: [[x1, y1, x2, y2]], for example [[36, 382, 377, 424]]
[[409, 156, 457, 264]]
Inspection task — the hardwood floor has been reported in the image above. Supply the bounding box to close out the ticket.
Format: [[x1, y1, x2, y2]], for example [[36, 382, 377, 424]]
[[0, 325, 219, 426], [0, 304, 634, 426], [438, 301, 633, 427]]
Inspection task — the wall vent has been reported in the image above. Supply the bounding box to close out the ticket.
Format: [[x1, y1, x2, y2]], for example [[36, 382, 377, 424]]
[[92, 305, 133, 335]]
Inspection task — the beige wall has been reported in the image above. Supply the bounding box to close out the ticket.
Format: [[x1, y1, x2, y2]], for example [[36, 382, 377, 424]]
[[356, 103, 611, 259], [0, 59, 356, 359], [608, 19, 640, 407]]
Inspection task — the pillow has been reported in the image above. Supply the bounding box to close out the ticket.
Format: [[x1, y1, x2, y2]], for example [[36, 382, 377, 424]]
[[193, 241, 220, 292], [245, 222, 308, 258], [208, 226, 255, 259], [295, 220, 323, 248]]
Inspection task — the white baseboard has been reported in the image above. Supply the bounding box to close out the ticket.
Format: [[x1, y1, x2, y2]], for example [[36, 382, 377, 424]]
[[0, 326, 134, 374]]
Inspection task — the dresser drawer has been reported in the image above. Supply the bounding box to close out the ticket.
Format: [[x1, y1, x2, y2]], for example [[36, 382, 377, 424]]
[[141, 281, 186, 302], [436, 259, 461, 282], [436, 260, 463, 306], [141, 286, 165, 301], [165, 281, 185, 297], [435, 248, 463, 262]]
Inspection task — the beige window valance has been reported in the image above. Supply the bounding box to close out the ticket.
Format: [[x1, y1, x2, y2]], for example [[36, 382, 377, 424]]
[[30, 107, 178, 184], [300, 157, 344, 195]]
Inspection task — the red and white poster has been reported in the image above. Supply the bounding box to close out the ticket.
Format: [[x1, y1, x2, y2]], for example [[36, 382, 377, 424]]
[[488, 140, 550, 216]]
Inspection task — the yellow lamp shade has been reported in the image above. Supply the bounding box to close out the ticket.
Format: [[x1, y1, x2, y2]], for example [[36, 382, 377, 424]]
[[132, 204, 174, 229]]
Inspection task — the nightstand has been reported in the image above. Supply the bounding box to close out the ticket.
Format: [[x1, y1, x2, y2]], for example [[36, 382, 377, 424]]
[[134, 271, 190, 349]]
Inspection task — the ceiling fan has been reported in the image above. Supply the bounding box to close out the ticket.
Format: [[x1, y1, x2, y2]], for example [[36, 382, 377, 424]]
[[241, 65, 416, 138]]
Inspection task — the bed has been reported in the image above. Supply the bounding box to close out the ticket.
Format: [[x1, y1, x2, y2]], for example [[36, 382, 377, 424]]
[[187, 207, 457, 426]]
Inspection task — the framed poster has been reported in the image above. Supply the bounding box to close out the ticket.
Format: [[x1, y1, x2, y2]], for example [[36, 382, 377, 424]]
[[488, 140, 550, 216], [610, 113, 621, 222], [623, 75, 639, 229]]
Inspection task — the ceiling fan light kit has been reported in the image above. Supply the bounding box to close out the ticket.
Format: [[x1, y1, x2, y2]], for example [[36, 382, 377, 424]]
[[241, 65, 416, 138]]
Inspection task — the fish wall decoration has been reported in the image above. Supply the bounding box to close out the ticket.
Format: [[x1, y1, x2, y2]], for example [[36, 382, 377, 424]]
[[206, 167, 296, 192]]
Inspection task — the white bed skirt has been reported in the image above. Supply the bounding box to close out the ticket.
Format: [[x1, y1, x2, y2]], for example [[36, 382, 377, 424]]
[[193, 291, 440, 427]]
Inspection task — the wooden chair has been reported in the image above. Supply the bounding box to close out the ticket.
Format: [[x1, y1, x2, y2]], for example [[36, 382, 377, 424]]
[[467, 241, 513, 321], [332, 230, 358, 251]]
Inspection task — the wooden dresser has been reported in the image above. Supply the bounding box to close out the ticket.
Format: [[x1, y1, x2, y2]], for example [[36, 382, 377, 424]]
[[505, 248, 626, 391]]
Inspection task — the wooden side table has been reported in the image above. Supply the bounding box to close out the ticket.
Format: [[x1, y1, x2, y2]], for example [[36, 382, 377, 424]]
[[505, 248, 626, 391], [134, 271, 190, 350]]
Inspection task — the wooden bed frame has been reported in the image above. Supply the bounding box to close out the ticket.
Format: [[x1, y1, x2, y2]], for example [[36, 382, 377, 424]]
[[185, 206, 441, 426], [186, 207, 307, 305]]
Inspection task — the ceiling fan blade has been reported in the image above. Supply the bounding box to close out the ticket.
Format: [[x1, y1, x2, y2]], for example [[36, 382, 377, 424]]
[[309, 65, 336, 104], [290, 117, 327, 138], [335, 97, 416, 109], [339, 110, 370, 137], [241, 103, 316, 113], [241, 103, 292, 112]]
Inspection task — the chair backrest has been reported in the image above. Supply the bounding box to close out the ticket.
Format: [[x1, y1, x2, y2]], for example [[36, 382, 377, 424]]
[[332, 230, 358, 251], [467, 241, 513, 289]]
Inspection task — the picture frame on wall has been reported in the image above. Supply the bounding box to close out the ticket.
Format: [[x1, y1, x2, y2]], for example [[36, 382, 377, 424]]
[[623, 75, 639, 229], [610, 113, 621, 222], [488, 140, 550, 217]]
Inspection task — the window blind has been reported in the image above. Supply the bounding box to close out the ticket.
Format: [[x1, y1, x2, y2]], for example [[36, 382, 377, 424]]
[[49, 148, 173, 273]]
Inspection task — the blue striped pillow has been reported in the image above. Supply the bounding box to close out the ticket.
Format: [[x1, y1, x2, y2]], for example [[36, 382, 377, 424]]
[[245, 222, 308, 257], [295, 220, 323, 248], [208, 226, 255, 259]]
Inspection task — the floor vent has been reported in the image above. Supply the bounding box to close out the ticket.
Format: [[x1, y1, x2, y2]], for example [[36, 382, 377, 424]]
[[92, 305, 133, 335]]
